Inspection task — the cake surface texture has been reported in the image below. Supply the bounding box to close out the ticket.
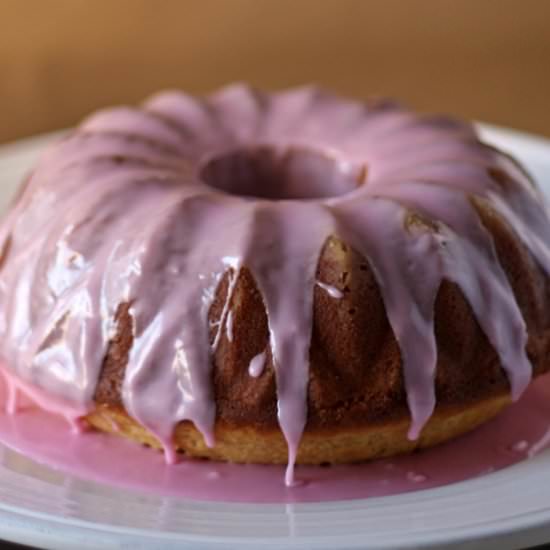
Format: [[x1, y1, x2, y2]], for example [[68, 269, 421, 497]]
[[2, 84, 550, 485]]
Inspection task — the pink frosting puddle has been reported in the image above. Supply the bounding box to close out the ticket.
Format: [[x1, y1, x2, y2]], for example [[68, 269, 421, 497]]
[[0, 372, 549, 503]]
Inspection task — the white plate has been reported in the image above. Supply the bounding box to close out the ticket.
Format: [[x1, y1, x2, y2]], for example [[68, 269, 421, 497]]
[[0, 125, 550, 550]]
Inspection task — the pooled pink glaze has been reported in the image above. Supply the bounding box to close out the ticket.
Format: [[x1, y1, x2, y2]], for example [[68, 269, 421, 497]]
[[1, 366, 550, 502], [527, 428, 550, 458], [1, 84, 550, 486]]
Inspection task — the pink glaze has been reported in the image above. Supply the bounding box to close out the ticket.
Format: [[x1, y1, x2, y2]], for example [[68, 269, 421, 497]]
[[1, 370, 550, 503], [225, 310, 234, 343], [1, 84, 550, 486], [316, 281, 344, 299], [527, 427, 550, 458], [248, 351, 267, 378], [0, 361, 87, 433]]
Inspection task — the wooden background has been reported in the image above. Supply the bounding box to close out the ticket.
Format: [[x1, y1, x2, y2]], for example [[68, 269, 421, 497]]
[[1, 0, 550, 144]]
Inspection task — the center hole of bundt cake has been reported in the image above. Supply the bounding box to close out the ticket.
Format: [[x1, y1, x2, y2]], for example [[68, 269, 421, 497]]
[[200, 146, 363, 200]]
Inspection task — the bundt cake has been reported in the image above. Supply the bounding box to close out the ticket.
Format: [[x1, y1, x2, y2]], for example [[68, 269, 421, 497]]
[[1, 84, 550, 486]]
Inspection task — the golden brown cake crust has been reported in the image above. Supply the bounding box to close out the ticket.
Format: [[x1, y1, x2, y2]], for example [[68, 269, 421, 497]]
[[91, 194, 550, 464], [85, 393, 511, 465]]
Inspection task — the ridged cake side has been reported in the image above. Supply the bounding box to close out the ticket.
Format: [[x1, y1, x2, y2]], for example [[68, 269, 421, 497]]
[[89, 204, 550, 463]]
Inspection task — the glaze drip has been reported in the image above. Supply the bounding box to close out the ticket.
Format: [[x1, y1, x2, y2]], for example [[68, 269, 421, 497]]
[[249, 352, 267, 378], [1, 84, 549, 486], [316, 281, 344, 299]]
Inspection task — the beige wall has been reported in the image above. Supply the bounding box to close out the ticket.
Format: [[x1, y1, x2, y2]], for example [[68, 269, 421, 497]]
[[1, 0, 550, 143]]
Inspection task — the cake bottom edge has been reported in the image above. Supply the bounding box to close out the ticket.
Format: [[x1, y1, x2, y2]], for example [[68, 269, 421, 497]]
[[85, 394, 511, 465]]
